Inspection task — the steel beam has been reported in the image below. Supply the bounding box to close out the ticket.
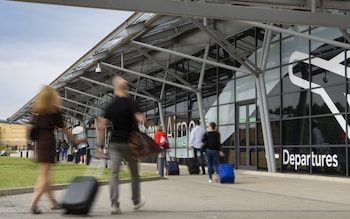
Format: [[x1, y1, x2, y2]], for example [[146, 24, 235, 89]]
[[11, 0, 350, 28], [131, 45, 194, 88], [255, 26, 276, 172], [190, 18, 259, 74], [244, 21, 350, 50], [197, 44, 210, 128], [131, 40, 250, 74], [78, 76, 160, 102], [64, 87, 107, 102], [60, 105, 94, 118], [100, 62, 197, 93], [61, 97, 103, 112]]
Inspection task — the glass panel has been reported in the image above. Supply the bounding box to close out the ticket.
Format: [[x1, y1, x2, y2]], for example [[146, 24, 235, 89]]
[[218, 104, 234, 125], [205, 106, 217, 126], [203, 95, 217, 107], [311, 84, 346, 115], [176, 101, 187, 113], [219, 124, 235, 144], [282, 62, 310, 93], [281, 27, 309, 66], [226, 147, 236, 164], [257, 147, 267, 170], [268, 95, 281, 120], [265, 40, 281, 69], [311, 64, 347, 87], [282, 119, 309, 145], [282, 90, 310, 118], [222, 130, 235, 146], [271, 121, 281, 145], [239, 147, 247, 166], [265, 68, 281, 95], [248, 104, 256, 122], [249, 147, 256, 166], [239, 124, 247, 147], [311, 116, 346, 145], [219, 80, 235, 104], [236, 76, 256, 102], [257, 121, 281, 146], [239, 105, 246, 124], [248, 123, 256, 146]]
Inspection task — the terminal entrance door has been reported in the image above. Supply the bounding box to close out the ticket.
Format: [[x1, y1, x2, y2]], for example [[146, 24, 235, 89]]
[[236, 101, 257, 170]]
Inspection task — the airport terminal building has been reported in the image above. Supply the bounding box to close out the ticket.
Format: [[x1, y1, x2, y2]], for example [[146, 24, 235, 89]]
[[8, 1, 350, 176]]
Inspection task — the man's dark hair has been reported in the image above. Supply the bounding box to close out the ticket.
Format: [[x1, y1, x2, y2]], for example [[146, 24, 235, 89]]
[[195, 119, 200, 125]]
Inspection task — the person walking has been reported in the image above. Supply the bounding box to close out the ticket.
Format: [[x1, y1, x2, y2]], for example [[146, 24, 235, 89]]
[[96, 76, 146, 215], [189, 119, 206, 174], [60, 139, 69, 161], [26, 85, 85, 214], [202, 122, 224, 183]]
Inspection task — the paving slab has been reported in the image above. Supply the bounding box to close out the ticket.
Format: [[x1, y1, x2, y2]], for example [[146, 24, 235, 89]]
[[1, 163, 350, 219]]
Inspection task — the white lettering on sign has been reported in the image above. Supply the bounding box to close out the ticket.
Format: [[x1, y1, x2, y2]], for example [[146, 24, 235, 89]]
[[282, 149, 338, 170]]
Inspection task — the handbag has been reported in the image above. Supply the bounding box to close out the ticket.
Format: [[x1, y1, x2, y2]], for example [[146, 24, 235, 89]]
[[128, 131, 161, 159], [160, 135, 170, 149]]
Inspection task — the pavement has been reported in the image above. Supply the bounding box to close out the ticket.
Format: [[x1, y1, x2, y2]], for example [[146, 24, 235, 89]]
[[1, 162, 350, 219]]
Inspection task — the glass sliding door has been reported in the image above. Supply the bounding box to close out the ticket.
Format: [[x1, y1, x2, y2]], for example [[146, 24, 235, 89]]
[[236, 101, 257, 170]]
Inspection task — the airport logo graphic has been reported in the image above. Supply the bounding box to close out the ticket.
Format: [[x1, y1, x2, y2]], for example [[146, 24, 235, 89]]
[[288, 50, 350, 138], [284, 50, 350, 169]]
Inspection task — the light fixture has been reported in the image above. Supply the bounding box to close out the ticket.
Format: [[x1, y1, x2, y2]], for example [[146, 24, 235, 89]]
[[95, 62, 102, 73], [323, 71, 328, 83]]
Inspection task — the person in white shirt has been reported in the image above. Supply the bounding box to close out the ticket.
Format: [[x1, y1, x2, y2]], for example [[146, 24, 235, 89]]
[[189, 119, 207, 174]]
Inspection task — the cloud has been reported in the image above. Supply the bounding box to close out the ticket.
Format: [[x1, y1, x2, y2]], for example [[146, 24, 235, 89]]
[[0, 1, 132, 118]]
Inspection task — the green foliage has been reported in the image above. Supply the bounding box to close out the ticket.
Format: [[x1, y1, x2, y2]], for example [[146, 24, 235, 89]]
[[0, 157, 155, 189]]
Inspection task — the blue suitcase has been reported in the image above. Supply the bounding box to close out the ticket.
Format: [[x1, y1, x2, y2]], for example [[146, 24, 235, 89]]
[[167, 161, 180, 175], [218, 164, 235, 183]]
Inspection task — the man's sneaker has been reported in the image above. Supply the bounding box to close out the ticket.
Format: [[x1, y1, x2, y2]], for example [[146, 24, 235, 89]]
[[133, 196, 146, 210], [208, 179, 213, 183], [213, 173, 219, 183], [111, 206, 122, 215]]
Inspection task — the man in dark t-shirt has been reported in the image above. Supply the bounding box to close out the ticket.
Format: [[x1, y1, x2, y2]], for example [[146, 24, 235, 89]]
[[97, 76, 146, 215]]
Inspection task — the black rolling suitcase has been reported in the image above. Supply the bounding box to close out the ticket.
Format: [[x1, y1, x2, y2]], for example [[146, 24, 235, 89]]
[[61, 176, 98, 215], [187, 158, 200, 174], [166, 161, 180, 175], [67, 154, 74, 162]]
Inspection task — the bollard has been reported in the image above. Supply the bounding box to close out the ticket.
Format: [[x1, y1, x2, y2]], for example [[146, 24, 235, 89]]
[[157, 149, 164, 177], [74, 150, 79, 164]]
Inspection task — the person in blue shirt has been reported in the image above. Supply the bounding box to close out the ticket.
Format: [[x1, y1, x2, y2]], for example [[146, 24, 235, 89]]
[[189, 119, 206, 174]]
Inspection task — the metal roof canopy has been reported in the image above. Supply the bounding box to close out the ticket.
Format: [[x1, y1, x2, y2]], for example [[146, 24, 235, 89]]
[[8, 0, 350, 172]]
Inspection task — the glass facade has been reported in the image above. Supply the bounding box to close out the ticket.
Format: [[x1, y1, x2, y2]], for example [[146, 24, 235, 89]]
[[142, 26, 350, 177]]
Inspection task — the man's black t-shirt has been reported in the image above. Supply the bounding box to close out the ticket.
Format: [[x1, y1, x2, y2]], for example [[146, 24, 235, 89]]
[[104, 96, 141, 143]]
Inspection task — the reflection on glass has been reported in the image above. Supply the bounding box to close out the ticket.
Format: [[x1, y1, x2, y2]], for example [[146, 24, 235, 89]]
[[282, 90, 310, 118], [282, 119, 309, 145]]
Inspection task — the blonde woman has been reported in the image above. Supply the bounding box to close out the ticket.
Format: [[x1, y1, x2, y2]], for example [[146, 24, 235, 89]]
[[27, 85, 84, 214]]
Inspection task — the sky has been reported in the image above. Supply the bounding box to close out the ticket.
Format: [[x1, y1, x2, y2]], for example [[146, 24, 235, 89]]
[[0, 1, 132, 120]]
